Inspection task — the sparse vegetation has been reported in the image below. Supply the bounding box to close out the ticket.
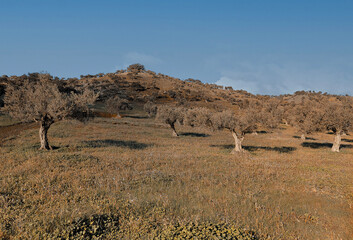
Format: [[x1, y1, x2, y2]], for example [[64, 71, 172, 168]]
[[0, 68, 352, 239], [0, 112, 352, 239]]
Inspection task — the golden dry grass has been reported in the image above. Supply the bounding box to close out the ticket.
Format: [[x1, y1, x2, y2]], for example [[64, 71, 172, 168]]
[[0, 110, 352, 239]]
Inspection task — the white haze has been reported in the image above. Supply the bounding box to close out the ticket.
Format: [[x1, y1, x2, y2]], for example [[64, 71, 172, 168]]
[[215, 61, 353, 96]]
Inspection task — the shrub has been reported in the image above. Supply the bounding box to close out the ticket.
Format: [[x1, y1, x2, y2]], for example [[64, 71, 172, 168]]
[[105, 96, 133, 118], [127, 63, 145, 73], [50, 214, 120, 239], [157, 222, 258, 239], [144, 101, 158, 118]]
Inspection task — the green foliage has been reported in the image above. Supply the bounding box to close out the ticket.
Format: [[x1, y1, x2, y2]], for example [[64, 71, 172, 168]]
[[39, 201, 257, 239], [157, 222, 258, 239], [50, 214, 120, 239]]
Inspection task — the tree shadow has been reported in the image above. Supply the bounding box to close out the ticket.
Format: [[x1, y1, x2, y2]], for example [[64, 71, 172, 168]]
[[342, 138, 353, 143], [293, 136, 316, 140], [82, 139, 152, 149], [210, 144, 296, 153], [124, 115, 149, 119], [244, 146, 296, 153], [180, 132, 210, 137], [301, 141, 353, 149], [210, 144, 233, 150]]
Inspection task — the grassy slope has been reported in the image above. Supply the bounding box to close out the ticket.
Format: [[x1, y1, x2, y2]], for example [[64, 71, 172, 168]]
[[0, 114, 20, 127], [0, 110, 352, 239]]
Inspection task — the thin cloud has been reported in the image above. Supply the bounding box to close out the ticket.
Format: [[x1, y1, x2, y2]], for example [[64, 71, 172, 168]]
[[215, 61, 353, 95]]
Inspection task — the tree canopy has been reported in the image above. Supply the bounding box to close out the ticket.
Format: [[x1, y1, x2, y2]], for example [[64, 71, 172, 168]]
[[2, 73, 97, 150]]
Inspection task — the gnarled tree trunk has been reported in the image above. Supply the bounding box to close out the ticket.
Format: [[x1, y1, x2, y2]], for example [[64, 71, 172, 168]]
[[39, 115, 53, 150], [231, 130, 244, 154], [114, 112, 121, 119], [170, 123, 179, 137], [331, 132, 341, 152], [301, 133, 306, 141]]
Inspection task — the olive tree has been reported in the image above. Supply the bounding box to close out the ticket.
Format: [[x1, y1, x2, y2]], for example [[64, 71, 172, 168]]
[[322, 99, 353, 152], [210, 109, 258, 153], [2, 74, 97, 150], [258, 98, 283, 132], [184, 107, 212, 128], [144, 101, 158, 117], [105, 96, 132, 118], [206, 100, 281, 154], [289, 99, 324, 140], [156, 105, 185, 137]]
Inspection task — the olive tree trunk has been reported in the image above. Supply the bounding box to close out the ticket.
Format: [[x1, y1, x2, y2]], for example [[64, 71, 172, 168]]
[[301, 133, 306, 141], [170, 123, 179, 137], [39, 116, 53, 150], [331, 132, 341, 152], [115, 112, 121, 118], [231, 130, 244, 154]]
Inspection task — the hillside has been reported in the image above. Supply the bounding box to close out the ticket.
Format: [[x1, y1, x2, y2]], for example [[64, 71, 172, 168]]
[[0, 69, 353, 239], [64, 70, 256, 110], [0, 107, 352, 239], [0, 69, 261, 110], [2, 67, 350, 113]]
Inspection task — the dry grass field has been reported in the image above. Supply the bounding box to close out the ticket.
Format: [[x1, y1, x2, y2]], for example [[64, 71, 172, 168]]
[[0, 107, 352, 239]]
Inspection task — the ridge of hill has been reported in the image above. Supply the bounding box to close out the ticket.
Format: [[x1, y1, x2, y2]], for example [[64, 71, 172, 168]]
[[66, 70, 256, 110], [0, 68, 351, 109]]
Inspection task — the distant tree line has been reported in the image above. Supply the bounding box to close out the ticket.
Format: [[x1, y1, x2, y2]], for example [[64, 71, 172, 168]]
[[143, 96, 353, 153]]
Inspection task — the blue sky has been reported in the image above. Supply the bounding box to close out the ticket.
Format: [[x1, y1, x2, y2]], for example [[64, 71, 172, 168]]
[[1, 0, 353, 95]]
